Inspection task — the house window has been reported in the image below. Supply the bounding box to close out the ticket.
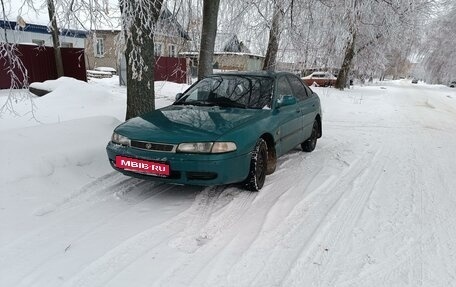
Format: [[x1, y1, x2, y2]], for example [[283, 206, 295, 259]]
[[95, 38, 104, 57], [32, 39, 45, 46], [168, 44, 176, 57], [61, 42, 73, 48], [154, 43, 162, 57]]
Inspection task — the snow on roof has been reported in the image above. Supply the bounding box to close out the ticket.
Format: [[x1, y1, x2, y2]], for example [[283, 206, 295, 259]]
[[179, 51, 265, 58], [0, 20, 87, 38], [1, 2, 188, 39]]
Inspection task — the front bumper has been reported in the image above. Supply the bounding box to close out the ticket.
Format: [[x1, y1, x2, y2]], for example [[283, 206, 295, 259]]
[[106, 142, 251, 186]]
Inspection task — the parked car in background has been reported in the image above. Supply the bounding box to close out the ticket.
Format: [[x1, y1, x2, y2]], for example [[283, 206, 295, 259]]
[[450, 81, 456, 88], [106, 71, 322, 191], [412, 78, 418, 84], [302, 71, 337, 87]]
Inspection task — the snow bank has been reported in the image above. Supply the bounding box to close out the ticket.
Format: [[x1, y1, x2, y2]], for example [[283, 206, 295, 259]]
[[29, 77, 86, 92], [0, 116, 120, 184], [1, 77, 127, 131]]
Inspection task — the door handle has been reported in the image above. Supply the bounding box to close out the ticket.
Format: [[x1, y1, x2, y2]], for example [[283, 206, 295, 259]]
[[296, 109, 301, 113]]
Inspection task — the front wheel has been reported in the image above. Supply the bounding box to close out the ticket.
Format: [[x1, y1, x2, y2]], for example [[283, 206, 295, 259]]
[[244, 138, 268, 191], [302, 120, 319, 152]]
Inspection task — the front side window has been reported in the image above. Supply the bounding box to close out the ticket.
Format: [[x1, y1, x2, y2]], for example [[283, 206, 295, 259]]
[[95, 38, 104, 57], [287, 75, 308, 101], [176, 75, 273, 109], [276, 76, 293, 98]]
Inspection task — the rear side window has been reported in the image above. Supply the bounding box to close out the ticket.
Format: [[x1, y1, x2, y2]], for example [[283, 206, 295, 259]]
[[287, 75, 308, 101]]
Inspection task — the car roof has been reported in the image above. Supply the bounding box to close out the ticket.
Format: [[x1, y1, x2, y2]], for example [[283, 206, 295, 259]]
[[213, 70, 298, 79]]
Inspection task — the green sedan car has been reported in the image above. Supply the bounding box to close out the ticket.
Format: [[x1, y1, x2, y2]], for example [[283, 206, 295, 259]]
[[106, 71, 322, 191]]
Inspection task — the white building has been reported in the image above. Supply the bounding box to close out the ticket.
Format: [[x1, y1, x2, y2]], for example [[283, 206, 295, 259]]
[[0, 20, 86, 48]]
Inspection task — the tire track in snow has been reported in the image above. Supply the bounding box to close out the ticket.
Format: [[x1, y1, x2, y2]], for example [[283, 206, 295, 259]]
[[152, 149, 349, 287], [324, 128, 456, 286], [217, 147, 381, 287], [151, 187, 258, 286], [32, 172, 127, 216], [282, 146, 390, 287], [17, 182, 192, 287], [169, 185, 233, 253], [159, 152, 338, 286], [60, 185, 249, 287], [0, 175, 174, 287]]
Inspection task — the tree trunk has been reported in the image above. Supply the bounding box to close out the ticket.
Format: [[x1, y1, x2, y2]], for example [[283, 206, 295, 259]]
[[47, 0, 64, 78], [335, 0, 360, 90], [335, 31, 356, 90], [262, 2, 283, 71], [122, 0, 163, 120], [197, 0, 220, 80]]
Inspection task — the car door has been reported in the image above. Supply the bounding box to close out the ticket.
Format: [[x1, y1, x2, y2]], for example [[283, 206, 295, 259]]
[[273, 76, 303, 155], [287, 75, 317, 141]]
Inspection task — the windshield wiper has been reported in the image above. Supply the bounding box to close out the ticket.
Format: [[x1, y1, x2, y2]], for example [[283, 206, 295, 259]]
[[179, 100, 216, 106], [209, 97, 246, 108]]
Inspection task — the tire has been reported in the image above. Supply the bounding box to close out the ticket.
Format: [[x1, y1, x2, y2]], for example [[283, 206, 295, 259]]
[[301, 120, 319, 152], [244, 138, 268, 191]]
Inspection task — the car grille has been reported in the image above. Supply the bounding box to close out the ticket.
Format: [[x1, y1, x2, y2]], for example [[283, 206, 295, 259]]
[[130, 140, 176, 152]]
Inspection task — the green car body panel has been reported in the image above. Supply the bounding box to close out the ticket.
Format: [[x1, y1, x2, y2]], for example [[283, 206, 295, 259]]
[[106, 71, 322, 187]]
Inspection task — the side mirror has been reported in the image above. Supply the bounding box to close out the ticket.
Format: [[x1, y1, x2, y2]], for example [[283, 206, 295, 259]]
[[276, 95, 297, 108], [175, 93, 184, 101]]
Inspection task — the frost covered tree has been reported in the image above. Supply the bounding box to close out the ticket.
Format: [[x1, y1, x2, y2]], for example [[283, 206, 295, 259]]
[[0, 0, 31, 113], [119, 0, 163, 119], [197, 0, 220, 80], [262, 0, 285, 71], [420, 1, 456, 84]]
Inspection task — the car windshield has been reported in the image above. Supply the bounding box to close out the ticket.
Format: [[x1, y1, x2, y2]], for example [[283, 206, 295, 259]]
[[175, 75, 274, 109]]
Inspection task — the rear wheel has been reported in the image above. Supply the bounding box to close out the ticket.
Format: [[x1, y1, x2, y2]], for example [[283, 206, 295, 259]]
[[244, 138, 268, 191], [302, 120, 319, 152]]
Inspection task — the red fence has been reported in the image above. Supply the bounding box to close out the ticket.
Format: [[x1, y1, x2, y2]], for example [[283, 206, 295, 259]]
[[154, 57, 187, 84], [0, 44, 87, 89]]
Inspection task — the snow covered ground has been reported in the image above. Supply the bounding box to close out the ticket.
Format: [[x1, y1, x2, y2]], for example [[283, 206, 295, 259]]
[[1, 77, 456, 287]]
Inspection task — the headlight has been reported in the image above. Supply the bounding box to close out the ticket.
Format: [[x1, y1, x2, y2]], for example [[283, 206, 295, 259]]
[[111, 132, 131, 146], [177, 142, 237, 153]]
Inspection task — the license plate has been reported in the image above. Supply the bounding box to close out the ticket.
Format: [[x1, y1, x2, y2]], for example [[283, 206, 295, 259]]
[[115, 156, 170, 176]]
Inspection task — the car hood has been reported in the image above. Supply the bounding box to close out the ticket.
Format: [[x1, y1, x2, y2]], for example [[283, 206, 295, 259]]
[[115, 105, 269, 143]]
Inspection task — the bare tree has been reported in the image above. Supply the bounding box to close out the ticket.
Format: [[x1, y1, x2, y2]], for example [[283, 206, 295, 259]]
[[0, 0, 32, 114], [262, 0, 284, 71], [47, 0, 64, 77], [335, 0, 359, 89], [197, 0, 220, 80]]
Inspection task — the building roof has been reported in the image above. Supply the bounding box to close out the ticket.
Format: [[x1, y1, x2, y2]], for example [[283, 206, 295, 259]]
[[0, 20, 87, 38], [180, 51, 265, 59], [81, 8, 191, 41], [1, 5, 189, 41], [155, 8, 191, 41], [222, 35, 250, 53]]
